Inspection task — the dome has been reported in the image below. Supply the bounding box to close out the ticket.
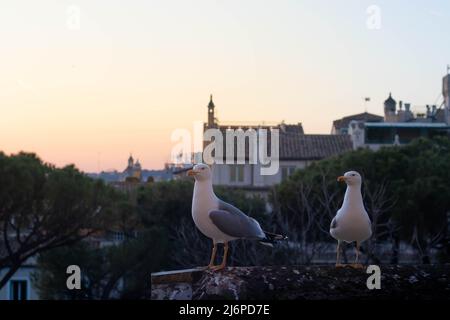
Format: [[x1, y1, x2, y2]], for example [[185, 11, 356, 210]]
[[384, 93, 396, 112]]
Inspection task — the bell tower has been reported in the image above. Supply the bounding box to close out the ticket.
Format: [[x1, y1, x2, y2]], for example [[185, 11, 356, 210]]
[[384, 93, 397, 122], [207, 94, 216, 128], [128, 154, 134, 168]]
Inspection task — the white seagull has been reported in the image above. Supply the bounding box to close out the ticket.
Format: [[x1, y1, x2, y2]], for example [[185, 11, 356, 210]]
[[330, 171, 372, 268], [188, 163, 285, 271]]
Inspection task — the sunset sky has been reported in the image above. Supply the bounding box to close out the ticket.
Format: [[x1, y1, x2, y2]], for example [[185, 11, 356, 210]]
[[1, 0, 450, 172]]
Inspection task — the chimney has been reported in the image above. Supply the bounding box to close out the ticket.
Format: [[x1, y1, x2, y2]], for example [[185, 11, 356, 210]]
[[399, 101, 403, 109]]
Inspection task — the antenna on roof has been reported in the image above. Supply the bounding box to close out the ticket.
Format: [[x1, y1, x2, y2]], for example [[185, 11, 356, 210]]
[[363, 97, 370, 112], [447, 64, 450, 75]]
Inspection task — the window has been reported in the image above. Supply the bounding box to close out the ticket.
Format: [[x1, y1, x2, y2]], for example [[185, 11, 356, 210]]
[[229, 165, 244, 183], [9, 280, 28, 300], [111, 231, 125, 241], [396, 128, 421, 143], [365, 127, 393, 144]]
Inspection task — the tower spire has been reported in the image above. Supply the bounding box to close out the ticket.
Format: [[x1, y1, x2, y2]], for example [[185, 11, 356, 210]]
[[207, 94, 216, 128], [128, 153, 134, 168]]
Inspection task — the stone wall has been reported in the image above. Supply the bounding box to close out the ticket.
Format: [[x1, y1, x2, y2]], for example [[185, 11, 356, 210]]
[[151, 265, 450, 300]]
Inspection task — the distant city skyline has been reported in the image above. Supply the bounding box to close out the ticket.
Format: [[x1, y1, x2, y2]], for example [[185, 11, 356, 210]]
[[1, 0, 450, 172]]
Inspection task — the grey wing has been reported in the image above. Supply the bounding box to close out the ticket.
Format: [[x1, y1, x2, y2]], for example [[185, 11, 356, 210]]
[[208, 200, 265, 239], [366, 213, 373, 228], [330, 216, 338, 229], [331, 208, 343, 230]]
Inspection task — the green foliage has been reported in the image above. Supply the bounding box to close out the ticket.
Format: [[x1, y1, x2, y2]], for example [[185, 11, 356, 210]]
[[137, 179, 194, 228], [0, 152, 116, 290], [0, 152, 114, 234], [34, 242, 103, 300]]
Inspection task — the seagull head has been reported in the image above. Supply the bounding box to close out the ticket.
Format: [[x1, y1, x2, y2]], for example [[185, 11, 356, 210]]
[[187, 163, 212, 181], [337, 171, 362, 186]]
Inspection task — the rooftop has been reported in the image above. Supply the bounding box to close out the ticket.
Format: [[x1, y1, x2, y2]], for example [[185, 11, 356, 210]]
[[332, 112, 383, 131], [280, 133, 353, 160], [208, 126, 353, 161], [365, 122, 450, 128]]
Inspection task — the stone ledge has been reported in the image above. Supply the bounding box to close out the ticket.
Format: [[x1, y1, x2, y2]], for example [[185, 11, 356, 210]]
[[151, 268, 205, 285], [151, 265, 450, 300]]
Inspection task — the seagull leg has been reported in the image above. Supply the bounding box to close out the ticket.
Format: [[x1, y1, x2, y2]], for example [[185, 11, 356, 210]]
[[335, 241, 344, 267], [350, 242, 364, 269], [206, 243, 218, 269], [211, 242, 229, 271]]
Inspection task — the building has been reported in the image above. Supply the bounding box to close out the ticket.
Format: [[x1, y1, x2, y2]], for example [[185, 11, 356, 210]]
[[0, 241, 39, 300], [123, 154, 142, 182], [332, 112, 383, 134], [89, 155, 175, 184], [203, 95, 353, 189], [335, 72, 450, 150], [0, 231, 129, 300], [0, 262, 39, 300]]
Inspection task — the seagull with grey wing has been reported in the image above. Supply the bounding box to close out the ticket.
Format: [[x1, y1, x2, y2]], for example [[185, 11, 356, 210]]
[[188, 163, 286, 271], [330, 171, 372, 268]]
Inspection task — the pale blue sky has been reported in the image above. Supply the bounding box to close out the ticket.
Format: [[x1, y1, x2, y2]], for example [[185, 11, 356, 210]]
[[1, 0, 449, 170]]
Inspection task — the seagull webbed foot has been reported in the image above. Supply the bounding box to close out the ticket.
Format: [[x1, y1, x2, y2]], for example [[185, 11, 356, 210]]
[[210, 264, 226, 271], [200, 264, 215, 270]]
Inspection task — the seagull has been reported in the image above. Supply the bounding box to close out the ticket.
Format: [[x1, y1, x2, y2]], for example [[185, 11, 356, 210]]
[[188, 163, 285, 271], [330, 171, 372, 268]]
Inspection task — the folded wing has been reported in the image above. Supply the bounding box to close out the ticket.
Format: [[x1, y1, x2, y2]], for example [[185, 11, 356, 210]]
[[208, 200, 265, 239]]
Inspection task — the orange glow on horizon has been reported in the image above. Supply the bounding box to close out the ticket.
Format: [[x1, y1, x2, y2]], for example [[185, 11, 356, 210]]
[[1, 1, 448, 171]]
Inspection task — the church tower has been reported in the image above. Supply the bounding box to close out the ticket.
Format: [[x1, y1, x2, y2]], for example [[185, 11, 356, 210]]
[[207, 94, 216, 128], [127, 154, 134, 168], [384, 93, 397, 122]]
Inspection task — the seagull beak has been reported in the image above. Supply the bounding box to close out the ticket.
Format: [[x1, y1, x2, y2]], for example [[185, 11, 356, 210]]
[[337, 176, 346, 182], [187, 170, 197, 176]]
